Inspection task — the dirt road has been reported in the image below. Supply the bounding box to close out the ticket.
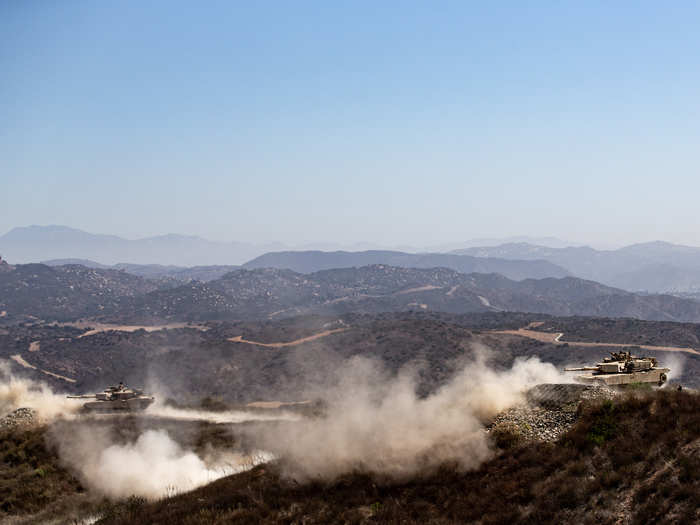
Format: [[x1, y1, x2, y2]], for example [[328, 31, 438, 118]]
[[66, 322, 209, 338], [10, 354, 77, 383], [228, 328, 348, 348], [492, 327, 700, 355]]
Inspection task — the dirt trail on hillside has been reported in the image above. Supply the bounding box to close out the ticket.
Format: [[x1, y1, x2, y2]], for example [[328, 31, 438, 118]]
[[67, 322, 209, 338], [394, 285, 441, 295], [493, 327, 700, 355], [228, 328, 348, 348], [9, 354, 77, 383]]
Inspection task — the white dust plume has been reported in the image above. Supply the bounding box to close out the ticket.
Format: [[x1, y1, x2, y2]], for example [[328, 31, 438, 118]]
[[142, 373, 301, 423], [661, 352, 686, 384], [252, 349, 571, 480], [0, 361, 78, 421], [144, 403, 300, 424], [52, 426, 271, 500]]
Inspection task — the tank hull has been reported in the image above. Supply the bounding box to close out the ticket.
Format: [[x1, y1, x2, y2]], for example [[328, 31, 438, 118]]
[[81, 396, 155, 412], [574, 368, 670, 386]]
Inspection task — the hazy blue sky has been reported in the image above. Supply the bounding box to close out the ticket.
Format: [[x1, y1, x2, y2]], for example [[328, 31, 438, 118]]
[[2, 1, 699, 247]]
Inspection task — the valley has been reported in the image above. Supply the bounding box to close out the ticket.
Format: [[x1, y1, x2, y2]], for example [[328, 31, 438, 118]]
[[6, 3, 700, 521], [3, 312, 700, 403], [2, 259, 700, 525], [3, 241, 700, 525]]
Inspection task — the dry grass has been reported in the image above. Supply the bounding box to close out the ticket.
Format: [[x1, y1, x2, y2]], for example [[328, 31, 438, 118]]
[[0, 425, 86, 518]]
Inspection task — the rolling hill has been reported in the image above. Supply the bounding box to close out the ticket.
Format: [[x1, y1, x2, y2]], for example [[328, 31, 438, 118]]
[[42, 259, 240, 282], [242, 250, 570, 280], [4, 262, 700, 323]]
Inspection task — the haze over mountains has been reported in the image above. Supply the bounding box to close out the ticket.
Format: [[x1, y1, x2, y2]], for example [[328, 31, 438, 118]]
[[0, 225, 434, 266], [456, 242, 700, 293], [4, 225, 700, 296], [242, 251, 568, 281], [0, 225, 284, 266], [0, 227, 581, 266]]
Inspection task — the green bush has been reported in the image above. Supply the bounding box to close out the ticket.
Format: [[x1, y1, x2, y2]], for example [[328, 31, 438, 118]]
[[586, 400, 617, 445]]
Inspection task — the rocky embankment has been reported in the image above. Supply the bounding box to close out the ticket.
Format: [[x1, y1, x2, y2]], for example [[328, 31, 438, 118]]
[[489, 384, 617, 442], [0, 407, 36, 430]]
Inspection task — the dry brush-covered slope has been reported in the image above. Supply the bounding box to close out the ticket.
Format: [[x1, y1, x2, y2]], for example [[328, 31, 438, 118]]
[[96, 390, 700, 525]]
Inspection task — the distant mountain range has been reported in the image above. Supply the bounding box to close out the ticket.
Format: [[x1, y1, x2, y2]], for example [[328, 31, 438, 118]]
[[0, 225, 423, 265], [454, 241, 700, 293], [425, 236, 578, 252], [6, 226, 700, 294], [4, 261, 700, 324], [242, 250, 569, 281], [1, 226, 572, 282], [0, 226, 579, 265], [0, 225, 284, 266], [41, 259, 240, 282]]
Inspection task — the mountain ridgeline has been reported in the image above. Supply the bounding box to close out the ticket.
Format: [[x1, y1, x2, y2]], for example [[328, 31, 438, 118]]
[[455, 241, 700, 293], [3, 261, 700, 323], [7, 225, 700, 295], [0, 225, 281, 266], [242, 250, 570, 280]]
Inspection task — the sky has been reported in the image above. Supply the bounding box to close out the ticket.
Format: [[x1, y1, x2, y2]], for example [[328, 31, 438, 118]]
[[2, 1, 699, 248]]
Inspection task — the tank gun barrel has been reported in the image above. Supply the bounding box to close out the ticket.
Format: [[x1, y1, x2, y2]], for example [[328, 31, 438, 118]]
[[564, 366, 599, 372]]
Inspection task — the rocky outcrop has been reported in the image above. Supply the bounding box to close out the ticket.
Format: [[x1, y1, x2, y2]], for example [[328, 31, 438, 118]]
[[0, 407, 36, 430], [489, 384, 617, 443]]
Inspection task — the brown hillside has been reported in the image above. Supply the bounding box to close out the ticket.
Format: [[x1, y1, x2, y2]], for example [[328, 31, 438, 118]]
[[97, 390, 700, 525]]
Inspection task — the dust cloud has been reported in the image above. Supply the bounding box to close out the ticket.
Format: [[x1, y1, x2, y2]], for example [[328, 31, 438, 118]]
[[144, 403, 300, 424], [662, 352, 686, 384], [251, 348, 571, 480], [0, 350, 574, 497], [0, 360, 276, 500], [0, 361, 79, 420], [51, 426, 271, 499]]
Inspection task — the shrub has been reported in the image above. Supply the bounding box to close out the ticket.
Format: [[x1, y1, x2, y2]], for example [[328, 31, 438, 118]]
[[586, 400, 617, 445]]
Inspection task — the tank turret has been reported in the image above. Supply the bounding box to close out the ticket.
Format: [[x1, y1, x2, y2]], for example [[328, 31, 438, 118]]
[[67, 383, 154, 412], [564, 351, 669, 386]]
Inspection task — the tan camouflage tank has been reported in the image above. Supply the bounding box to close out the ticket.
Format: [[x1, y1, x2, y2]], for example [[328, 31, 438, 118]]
[[67, 383, 155, 412], [565, 351, 670, 387]]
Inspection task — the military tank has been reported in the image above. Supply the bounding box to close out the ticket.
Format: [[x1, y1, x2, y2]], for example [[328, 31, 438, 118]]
[[67, 383, 155, 412], [565, 351, 670, 387]]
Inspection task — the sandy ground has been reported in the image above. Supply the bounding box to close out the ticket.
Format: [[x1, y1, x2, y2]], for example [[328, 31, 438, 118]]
[[10, 354, 77, 383], [492, 327, 700, 355], [228, 328, 348, 348]]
